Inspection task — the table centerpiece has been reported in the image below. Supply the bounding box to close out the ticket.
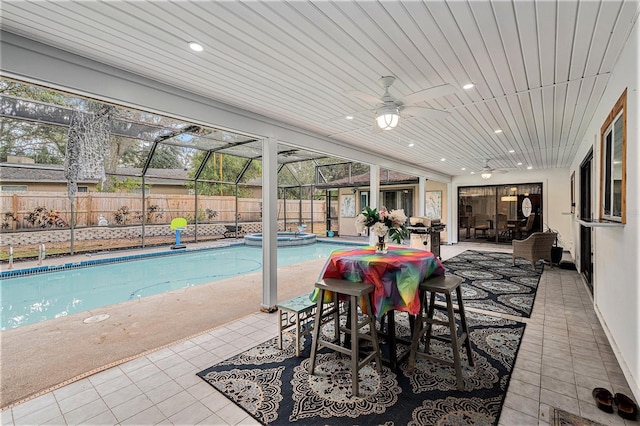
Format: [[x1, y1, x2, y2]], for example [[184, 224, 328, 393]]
[[355, 206, 409, 254]]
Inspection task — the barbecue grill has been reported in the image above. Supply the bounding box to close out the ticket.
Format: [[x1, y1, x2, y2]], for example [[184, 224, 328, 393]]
[[407, 217, 446, 258]]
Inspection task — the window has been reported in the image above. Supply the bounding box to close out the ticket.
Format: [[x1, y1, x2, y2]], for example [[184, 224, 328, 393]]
[[77, 186, 88, 193], [600, 90, 626, 223], [1, 185, 27, 191]]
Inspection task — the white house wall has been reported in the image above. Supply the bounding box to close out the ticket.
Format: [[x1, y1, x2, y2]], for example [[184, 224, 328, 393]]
[[451, 168, 572, 251], [569, 18, 639, 401]]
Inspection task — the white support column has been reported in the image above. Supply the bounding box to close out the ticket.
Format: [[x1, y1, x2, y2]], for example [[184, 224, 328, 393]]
[[447, 182, 455, 244], [261, 137, 278, 311], [418, 177, 426, 217], [369, 165, 380, 246], [369, 165, 380, 209]]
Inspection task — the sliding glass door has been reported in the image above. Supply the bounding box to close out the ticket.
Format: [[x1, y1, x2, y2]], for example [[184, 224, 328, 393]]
[[458, 183, 543, 243]]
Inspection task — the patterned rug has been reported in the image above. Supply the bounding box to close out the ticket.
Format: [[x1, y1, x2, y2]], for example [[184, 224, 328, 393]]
[[442, 250, 544, 318], [197, 311, 525, 425], [550, 407, 606, 425]]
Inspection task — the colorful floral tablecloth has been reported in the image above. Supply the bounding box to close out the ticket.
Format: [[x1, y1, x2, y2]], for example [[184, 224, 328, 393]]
[[311, 246, 445, 318]]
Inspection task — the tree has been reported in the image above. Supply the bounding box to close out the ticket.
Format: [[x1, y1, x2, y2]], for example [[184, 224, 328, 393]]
[[187, 152, 261, 197], [147, 144, 184, 169], [0, 80, 69, 163]]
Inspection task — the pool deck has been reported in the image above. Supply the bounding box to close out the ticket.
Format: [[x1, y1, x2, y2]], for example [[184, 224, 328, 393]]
[[0, 236, 367, 410]]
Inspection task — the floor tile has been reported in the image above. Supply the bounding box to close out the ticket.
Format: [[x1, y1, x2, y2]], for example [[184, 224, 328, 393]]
[[541, 375, 577, 399], [539, 388, 579, 414], [101, 383, 143, 408], [63, 398, 109, 426], [83, 410, 118, 426], [145, 380, 184, 405], [168, 401, 213, 425], [93, 373, 134, 397], [156, 390, 197, 418], [503, 392, 540, 418], [119, 406, 167, 425], [110, 394, 154, 423], [132, 367, 171, 391], [11, 393, 57, 421], [216, 400, 251, 425], [13, 402, 62, 426], [57, 387, 101, 414]]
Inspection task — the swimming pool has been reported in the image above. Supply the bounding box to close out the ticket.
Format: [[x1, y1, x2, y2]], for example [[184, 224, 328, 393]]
[[0, 241, 362, 330]]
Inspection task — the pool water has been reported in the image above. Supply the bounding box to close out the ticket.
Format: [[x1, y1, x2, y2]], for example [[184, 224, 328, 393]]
[[0, 242, 360, 330]]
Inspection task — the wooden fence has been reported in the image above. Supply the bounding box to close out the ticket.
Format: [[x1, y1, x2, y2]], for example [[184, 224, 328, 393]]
[[1, 192, 326, 230]]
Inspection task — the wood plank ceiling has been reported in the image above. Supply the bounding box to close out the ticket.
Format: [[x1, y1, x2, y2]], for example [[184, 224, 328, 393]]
[[1, 0, 638, 177]]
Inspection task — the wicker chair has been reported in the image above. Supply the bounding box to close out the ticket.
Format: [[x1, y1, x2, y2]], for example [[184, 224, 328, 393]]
[[512, 232, 557, 270]]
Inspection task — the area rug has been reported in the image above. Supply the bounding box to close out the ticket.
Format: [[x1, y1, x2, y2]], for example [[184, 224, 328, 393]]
[[442, 250, 544, 318], [197, 311, 525, 425], [549, 407, 606, 426]]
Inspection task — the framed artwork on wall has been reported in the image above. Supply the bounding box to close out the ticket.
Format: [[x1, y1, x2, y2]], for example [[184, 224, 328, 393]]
[[425, 190, 442, 219], [340, 194, 356, 217]]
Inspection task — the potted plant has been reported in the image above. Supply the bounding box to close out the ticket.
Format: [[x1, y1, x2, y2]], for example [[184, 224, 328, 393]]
[[545, 225, 563, 264]]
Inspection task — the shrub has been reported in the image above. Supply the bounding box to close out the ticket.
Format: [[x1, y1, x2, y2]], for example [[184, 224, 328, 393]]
[[114, 206, 130, 225], [26, 206, 67, 228], [2, 212, 17, 229], [146, 204, 164, 223]]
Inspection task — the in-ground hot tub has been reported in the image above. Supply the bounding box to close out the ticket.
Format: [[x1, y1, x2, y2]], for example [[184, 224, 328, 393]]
[[244, 232, 317, 247]]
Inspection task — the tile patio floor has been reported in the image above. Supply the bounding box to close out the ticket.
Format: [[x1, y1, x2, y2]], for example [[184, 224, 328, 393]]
[[1, 242, 636, 425]]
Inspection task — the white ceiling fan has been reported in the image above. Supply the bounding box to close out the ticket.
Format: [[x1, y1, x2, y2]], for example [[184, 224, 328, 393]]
[[346, 76, 455, 131], [478, 159, 509, 179]]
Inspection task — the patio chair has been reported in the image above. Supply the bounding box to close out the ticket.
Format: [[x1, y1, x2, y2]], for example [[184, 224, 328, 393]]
[[512, 232, 557, 270], [473, 214, 490, 238], [518, 214, 536, 238], [496, 214, 510, 241]]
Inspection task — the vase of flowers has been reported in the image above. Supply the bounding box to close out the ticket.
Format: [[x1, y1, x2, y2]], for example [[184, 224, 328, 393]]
[[375, 235, 388, 254], [355, 206, 408, 254]]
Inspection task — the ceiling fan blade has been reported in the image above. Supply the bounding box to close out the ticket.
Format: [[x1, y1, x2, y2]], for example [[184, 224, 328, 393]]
[[401, 106, 450, 120], [345, 90, 381, 105], [400, 83, 457, 105]]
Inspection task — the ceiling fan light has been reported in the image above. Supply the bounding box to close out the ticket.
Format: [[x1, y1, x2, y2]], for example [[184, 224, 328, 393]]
[[481, 172, 492, 179], [376, 106, 399, 130]]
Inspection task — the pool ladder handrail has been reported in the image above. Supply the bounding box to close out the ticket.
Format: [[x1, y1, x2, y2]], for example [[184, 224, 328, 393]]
[[38, 243, 46, 265], [8, 245, 14, 269]]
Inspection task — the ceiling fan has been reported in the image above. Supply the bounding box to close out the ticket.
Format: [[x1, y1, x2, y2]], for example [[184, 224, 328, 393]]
[[346, 76, 455, 131], [478, 159, 509, 179]]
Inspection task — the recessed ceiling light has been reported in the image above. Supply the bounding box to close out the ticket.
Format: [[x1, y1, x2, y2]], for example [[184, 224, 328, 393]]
[[408, 142, 415, 147], [508, 149, 515, 153], [188, 42, 204, 52], [345, 115, 354, 120], [440, 158, 446, 161], [494, 129, 503, 134], [517, 162, 523, 166], [527, 166, 533, 170], [470, 171, 475, 175], [463, 83, 475, 90], [461, 167, 466, 171]]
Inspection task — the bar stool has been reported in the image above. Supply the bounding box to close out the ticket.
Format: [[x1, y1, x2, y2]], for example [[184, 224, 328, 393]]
[[407, 274, 474, 391], [308, 278, 382, 397]]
